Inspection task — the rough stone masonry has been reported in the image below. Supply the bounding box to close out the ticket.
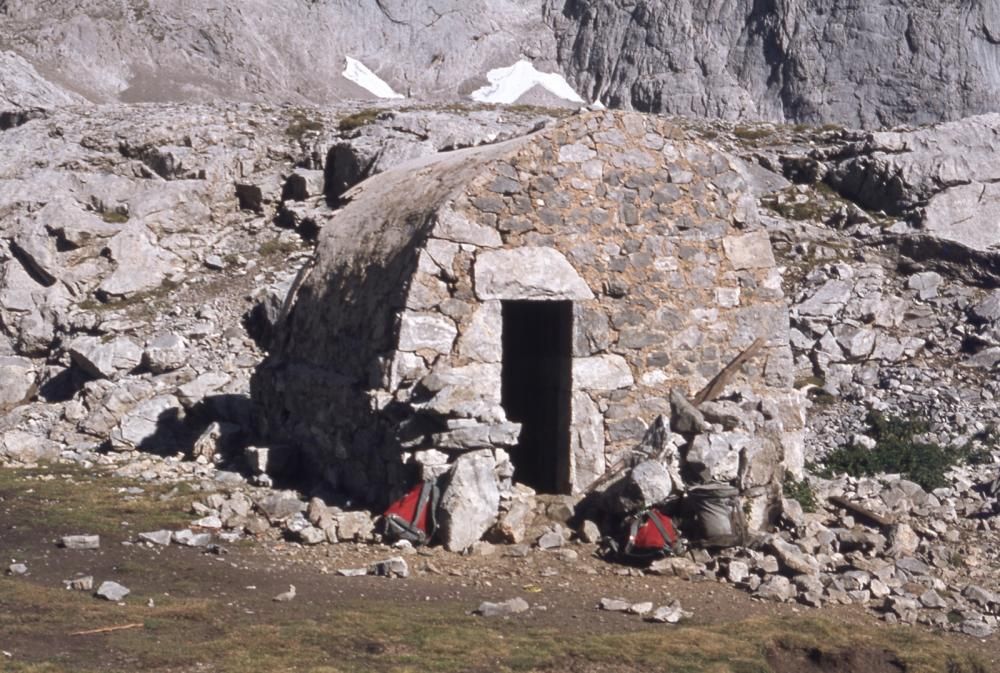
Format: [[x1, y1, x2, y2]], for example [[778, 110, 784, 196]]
[[252, 111, 807, 551]]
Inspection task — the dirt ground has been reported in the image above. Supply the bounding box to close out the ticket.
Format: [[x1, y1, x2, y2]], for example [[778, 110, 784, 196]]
[[1, 465, 997, 673]]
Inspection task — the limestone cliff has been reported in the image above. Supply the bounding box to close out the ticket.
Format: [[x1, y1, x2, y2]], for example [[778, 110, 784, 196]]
[[545, 0, 1000, 127]]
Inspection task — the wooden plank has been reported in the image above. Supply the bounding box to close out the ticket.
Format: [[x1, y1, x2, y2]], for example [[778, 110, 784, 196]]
[[70, 623, 144, 636], [693, 337, 766, 405], [827, 495, 894, 528]]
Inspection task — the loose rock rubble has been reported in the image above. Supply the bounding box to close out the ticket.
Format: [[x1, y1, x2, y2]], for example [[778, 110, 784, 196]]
[[647, 601, 691, 624], [647, 466, 1000, 638], [599, 597, 691, 624], [253, 109, 806, 552], [0, 103, 553, 484], [370, 557, 410, 579]]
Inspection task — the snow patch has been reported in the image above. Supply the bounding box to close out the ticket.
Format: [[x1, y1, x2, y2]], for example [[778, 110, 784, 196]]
[[342, 56, 404, 100], [470, 60, 584, 105]]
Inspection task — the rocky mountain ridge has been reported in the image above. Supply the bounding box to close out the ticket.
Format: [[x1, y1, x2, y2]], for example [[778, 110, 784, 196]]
[[4, 1, 1000, 127], [0, 1, 558, 106]]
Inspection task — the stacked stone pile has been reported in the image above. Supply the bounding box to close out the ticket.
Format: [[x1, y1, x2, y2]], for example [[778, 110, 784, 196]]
[[2, 101, 993, 512], [170, 488, 381, 546]]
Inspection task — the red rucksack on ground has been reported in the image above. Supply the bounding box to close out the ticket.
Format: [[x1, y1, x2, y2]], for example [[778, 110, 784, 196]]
[[382, 480, 439, 545], [624, 507, 685, 558]]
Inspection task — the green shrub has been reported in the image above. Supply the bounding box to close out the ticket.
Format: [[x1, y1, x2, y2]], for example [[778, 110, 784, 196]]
[[818, 410, 962, 490], [962, 426, 997, 466], [782, 472, 817, 513]]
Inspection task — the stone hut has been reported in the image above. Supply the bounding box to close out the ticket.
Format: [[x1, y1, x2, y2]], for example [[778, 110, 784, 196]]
[[252, 111, 806, 550]]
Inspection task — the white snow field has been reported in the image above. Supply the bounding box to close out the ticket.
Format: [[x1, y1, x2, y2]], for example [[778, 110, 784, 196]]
[[342, 56, 405, 99], [470, 60, 584, 105]]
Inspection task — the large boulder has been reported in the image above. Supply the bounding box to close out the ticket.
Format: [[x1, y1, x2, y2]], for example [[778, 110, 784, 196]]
[[96, 229, 182, 300], [142, 333, 189, 374], [108, 394, 185, 451], [0, 430, 59, 464], [685, 433, 747, 482], [0, 356, 37, 410], [611, 459, 673, 513], [68, 336, 143, 379], [437, 450, 501, 552]]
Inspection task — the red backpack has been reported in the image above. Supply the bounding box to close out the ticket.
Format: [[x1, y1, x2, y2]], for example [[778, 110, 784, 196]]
[[382, 480, 439, 545], [624, 507, 685, 558]]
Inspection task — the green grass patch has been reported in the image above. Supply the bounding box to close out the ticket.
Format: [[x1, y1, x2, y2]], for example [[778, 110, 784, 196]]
[[258, 236, 301, 259], [101, 211, 129, 224], [962, 426, 998, 466], [78, 278, 181, 314], [762, 183, 848, 223], [732, 124, 774, 142], [0, 466, 193, 536], [287, 112, 325, 140], [504, 104, 576, 119], [0, 585, 987, 673], [338, 108, 382, 132], [0, 466, 990, 673], [764, 196, 825, 222]]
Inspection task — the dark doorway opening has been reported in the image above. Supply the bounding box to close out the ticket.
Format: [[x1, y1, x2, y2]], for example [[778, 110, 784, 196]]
[[501, 300, 573, 494]]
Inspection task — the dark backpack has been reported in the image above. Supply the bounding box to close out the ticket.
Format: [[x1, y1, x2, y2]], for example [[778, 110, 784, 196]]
[[623, 507, 686, 559], [382, 480, 439, 545], [684, 482, 747, 548]]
